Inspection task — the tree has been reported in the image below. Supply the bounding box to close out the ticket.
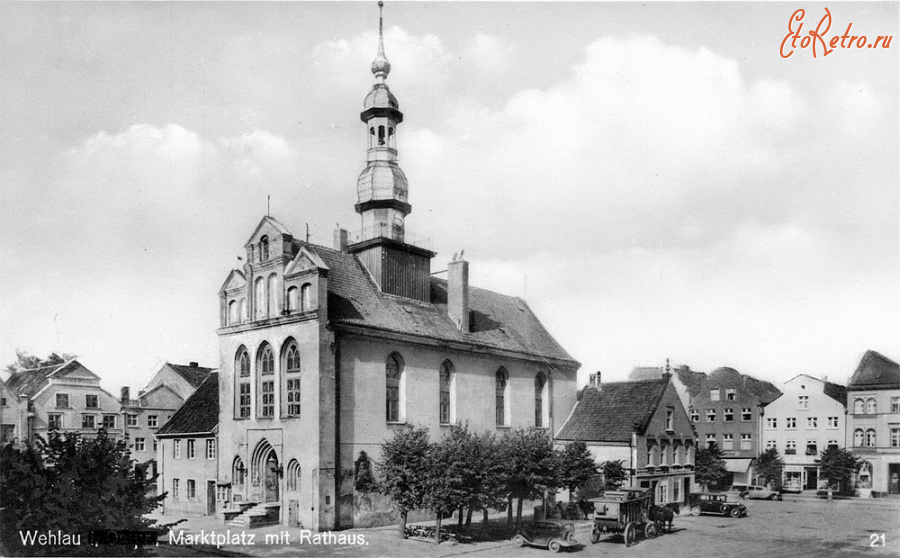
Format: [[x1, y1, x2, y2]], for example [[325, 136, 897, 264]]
[[599, 459, 628, 491], [423, 426, 477, 544], [0, 429, 165, 556], [556, 440, 597, 495], [756, 448, 785, 488], [816, 447, 862, 500], [694, 443, 729, 491], [499, 429, 559, 530], [376, 425, 431, 538], [4, 351, 76, 374]]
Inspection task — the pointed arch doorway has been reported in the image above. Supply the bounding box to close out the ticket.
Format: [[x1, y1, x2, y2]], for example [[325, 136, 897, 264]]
[[252, 440, 280, 504]]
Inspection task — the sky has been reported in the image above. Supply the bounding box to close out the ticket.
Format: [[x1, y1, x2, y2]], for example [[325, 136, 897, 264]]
[[0, 1, 897, 394]]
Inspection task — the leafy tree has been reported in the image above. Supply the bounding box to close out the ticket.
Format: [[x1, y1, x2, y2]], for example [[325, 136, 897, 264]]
[[556, 440, 597, 495], [500, 428, 559, 529], [694, 443, 729, 490], [376, 425, 431, 538], [756, 448, 785, 488], [423, 426, 477, 543], [599, 459, 628, 491], [0, 429, 165, 556], [5, 351, 76, 374], [816, 447, 862, 499]]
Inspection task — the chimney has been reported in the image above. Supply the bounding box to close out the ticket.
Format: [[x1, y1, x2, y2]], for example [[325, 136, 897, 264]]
[[447, 258, 470, 332], [333, 228, 349, 253], [120, 387, 130, 403], [190, 362, 198, 368], [589, 371, 601, 390]]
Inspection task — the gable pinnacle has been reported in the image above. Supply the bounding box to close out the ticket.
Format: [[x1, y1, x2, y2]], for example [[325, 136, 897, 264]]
[[371, 1, 391, 82]]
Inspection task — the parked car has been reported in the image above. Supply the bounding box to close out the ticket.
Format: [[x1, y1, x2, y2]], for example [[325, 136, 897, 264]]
[[731, 484, 783, 500], [688, 492, 748, 518], [512, 520, 578, 553]]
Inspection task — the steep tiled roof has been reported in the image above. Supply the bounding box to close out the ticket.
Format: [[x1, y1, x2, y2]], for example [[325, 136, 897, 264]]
[[167, 363, 215, 388], [299, 242, 577, 366], [848, 350, 900, 390], [556, 378, 669, 442], [744, 376, 782, 404], [823, 382, 848, 406], [156, 373, 219, 436], [4, 361, 78, 398]]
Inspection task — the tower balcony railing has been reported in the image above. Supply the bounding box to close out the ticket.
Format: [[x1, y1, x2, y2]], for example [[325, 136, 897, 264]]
[[348, 223, 431, 250]]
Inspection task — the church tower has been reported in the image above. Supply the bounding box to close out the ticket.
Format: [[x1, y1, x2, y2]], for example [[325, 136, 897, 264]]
[[348, 1, 435, 302]]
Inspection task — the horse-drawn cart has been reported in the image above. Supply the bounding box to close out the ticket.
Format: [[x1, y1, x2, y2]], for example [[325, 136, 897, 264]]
[[588, 489, 659, 547]]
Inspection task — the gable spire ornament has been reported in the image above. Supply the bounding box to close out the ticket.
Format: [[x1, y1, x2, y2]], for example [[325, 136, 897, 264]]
[[372, 1, 391, 82]]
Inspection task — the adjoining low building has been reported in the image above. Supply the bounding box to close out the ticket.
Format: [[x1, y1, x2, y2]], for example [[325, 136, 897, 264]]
[[760, 374, 847, 491], [156, 373, 219, 517], [845, 350, 899, 496], [556, 373, 696, 507], [1, 360, 124, 443]]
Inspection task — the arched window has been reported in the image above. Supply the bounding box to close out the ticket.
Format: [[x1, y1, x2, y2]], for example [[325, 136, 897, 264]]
[[267, 274, 277, 317], [286, 459, 300, 492], [866, 398, 877, 414], [239, 298, 247, 323], [284, 341, 301, 417], [496, 368, 509, 427], [260, 236, 269, 261], [378, 125, 385, 146], [369, 126, 375, 149], [386, 354, 402, 422], [287, 286, 298, 313], [854, 398, 865, 414], [228, 300, 238, 325], [439, 360, 454, 425], [301, 283, 312, 311], [866, 429, 876, 447], [235, 348, 251, 418], [255, 277, 266, 320], [388, 126, 395, 148], [233, 456, 246, 488], [535, 372, 547, 428], [854, 428, 864, 447], [258, 344, 275, 418]]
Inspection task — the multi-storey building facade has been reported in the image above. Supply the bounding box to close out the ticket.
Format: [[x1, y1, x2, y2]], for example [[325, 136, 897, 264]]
[[214, 5, 579, 531], [557, 374, 696, 506], [121, 361, 214, 471], [630, 364, 780, 485], [760, 374, 847, 490], [0, 378, 24, 444], [846, 350, 899, 496], [157, 373, 220, 517], [1, 360, 124, 443]]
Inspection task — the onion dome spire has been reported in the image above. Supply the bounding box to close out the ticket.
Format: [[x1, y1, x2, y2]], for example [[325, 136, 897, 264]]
[[371, 1, 391, 82]]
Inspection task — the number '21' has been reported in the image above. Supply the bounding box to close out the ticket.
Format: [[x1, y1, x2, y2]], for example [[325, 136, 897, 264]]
[[870, 533, 885, 547]]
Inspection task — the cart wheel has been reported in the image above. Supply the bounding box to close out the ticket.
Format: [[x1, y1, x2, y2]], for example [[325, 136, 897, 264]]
[[645, 522, 658, 539], [690, 506, 701, 516], [590, 530, 601, 544], [512, 534, 525, 547], [624, 523, 636, 547], [548, 540, 562, 553], [730, 507, 742, 519]]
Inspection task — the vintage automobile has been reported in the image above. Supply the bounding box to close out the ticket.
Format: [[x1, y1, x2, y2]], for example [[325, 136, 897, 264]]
[[688, 492, 748, 518], [512, 520, 578, 553], [732, 484, 783, 500]]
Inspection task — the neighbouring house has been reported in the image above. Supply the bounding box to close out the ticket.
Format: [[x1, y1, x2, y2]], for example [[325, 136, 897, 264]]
[[0, 377, 24, 445], [556, 373, 696, 507], [120, 361, 215, 480], [630, 364, 780, 486], [212, 6, 580, 532], [156, 373, 219, 517], [846, 350, 900, 496], [1, 360, 124, 443], [760, 374, 847, 491]]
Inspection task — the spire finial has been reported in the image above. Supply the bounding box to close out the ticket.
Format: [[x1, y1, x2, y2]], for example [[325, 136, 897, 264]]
[[371, 1, 391, 81]]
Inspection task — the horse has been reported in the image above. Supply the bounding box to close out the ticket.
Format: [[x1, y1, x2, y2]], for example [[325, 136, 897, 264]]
[[648, 504, 677, 533]]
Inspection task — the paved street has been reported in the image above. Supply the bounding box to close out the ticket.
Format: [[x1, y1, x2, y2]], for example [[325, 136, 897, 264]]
[[150, 495, 900, 558]]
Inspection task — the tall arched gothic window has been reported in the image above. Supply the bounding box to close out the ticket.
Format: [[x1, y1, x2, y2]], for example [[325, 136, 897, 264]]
[[285, 341, 301, 417], [535, 372, 547, 428], [260, 236, 269, 261], [439, 361, 454, 425], [258, 344, 275, 418], [386, 354, 403, 422], [236, 348, 251, 418], [496, 368, 509, 427]]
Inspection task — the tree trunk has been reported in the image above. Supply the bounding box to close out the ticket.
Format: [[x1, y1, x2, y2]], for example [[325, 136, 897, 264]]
[[507, 496, 513, 526], [827, 486, 833, 502], [457, 507, 464, 529], [435, 513, 442, 545], [399, 510, 408, 539], [483, 507, 489, 525], [516, 497, 524, 530], [466, 506, 473, 527]]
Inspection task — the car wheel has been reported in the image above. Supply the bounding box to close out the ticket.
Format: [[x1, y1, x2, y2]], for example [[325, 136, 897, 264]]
[[740, 492, 750, 499], [590, 530, 601, 544], [624, 523, 636, 547], [730, 507, 742, 518], [776, 494, 783, 501], [690, 506, 701, 516], [548, 539, 562, 553], [645, 522, 658, 539], [512, 534, 525, 547]]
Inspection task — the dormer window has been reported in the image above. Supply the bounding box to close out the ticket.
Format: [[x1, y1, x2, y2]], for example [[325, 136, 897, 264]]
[[260, 236, 269, 261]]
